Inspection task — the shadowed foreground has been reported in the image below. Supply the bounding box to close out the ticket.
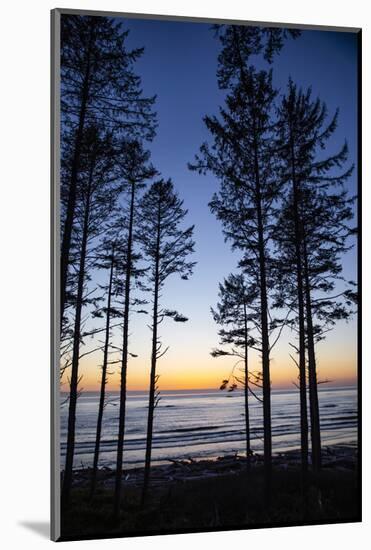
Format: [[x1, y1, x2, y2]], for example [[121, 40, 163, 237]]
[[60, 444, 359, 540]]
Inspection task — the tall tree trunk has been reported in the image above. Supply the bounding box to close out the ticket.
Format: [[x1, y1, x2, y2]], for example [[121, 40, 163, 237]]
[[60, 27, 93, 326], [90, 250, 115, 498], [141, 203, 161, 506], [61, 157, 94, 508], [243, 303, 251, 471], [253, 131, 272, 503], [233, 31, 271, 497], [113, 182, 136, 519], [302, 237, 322, 473], [289, 129, 309, 481], [256, 208, 272, 503]]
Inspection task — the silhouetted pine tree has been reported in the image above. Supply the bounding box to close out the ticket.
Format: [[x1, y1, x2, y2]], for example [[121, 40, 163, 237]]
[[211, 273, 260, 470], [190, 64, 280, 501], [138, 179, 195, 505], [188, 24, 301, 499], [60, 14, 156, 326], [89, 234, 125, 499], [275, 80, 312, 480], [62, 125, 120, 507], [89, 217, 148, 502], [113, 140, 156, 520], [301, 186, 355, 471], [213, 24, 300, 85], [275, 81, 356, 473]]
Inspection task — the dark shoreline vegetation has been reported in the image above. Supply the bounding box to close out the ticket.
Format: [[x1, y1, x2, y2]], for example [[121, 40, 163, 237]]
[[61, 444, 359, 538], [59, 12, 358, 538]]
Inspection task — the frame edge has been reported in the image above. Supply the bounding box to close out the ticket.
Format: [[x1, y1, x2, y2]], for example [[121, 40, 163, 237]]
[[51, 7, 61, 543]]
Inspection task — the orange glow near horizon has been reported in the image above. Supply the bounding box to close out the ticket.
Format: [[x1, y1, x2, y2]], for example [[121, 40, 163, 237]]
[[61, 342, 357, 392], [60, 312, 357, 393]]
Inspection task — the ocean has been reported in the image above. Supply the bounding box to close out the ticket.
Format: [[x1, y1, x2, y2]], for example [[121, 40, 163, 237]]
[[60, 386, 357, 470]]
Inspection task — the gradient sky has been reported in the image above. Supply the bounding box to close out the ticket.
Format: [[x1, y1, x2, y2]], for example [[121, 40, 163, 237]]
[[64, 18, 358, 392]]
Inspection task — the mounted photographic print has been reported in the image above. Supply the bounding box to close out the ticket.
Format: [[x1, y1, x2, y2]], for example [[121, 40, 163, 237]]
[[51, 8, 361, 542]]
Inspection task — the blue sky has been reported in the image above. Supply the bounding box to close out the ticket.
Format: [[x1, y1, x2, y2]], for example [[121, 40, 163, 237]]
[[75, 18, 358, 391]]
